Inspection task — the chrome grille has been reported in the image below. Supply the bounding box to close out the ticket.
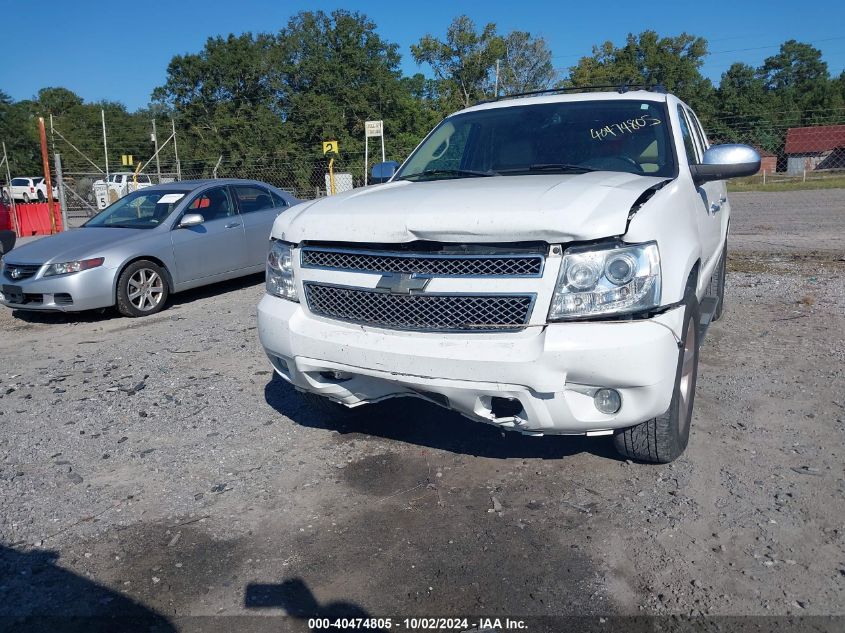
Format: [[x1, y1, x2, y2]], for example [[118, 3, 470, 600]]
[[304, 283, 533, 331], [301, 248, 543, 277], [3, 263, 41, 281]]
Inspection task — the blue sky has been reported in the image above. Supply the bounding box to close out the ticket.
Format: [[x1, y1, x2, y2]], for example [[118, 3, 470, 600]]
[[2, 0, 844, 111]]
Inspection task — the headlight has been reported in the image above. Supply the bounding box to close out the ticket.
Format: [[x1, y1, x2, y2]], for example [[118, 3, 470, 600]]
[[548, 242, 660, 320], [43, 257, 104, 276], [266, 240, 298, 301]]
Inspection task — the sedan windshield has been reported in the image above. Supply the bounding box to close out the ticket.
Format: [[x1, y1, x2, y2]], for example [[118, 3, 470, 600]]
[[84, 190, 189, 229], [395, 99, 676, 181]]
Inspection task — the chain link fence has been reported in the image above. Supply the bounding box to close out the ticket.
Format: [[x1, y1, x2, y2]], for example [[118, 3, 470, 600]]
[[5, 111, 845, 226]]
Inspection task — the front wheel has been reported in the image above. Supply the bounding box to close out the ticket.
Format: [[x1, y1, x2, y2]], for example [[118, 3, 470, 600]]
[[613, 288, 700, 463], [116, 260, 169, 317]]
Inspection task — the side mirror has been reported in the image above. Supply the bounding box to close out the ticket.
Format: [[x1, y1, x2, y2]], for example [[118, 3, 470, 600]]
[[371, 161, 400, 184], [689, 144, 761, 185], [177, 213, 204, 228]]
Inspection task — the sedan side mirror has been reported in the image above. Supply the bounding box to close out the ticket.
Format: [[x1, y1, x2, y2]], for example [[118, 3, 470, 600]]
[[371, 161, 400, 184], [690, 144, 761, 185], [177, 213, 205, 228]]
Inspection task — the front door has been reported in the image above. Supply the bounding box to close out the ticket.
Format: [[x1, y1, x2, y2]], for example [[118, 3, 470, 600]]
[[170, 186, 248, 283]]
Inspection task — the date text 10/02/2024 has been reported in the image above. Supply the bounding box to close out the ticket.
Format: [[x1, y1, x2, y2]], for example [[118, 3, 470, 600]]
[[307, 617, 528, 630]]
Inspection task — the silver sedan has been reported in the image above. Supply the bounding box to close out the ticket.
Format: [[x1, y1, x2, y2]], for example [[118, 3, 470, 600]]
[[0, 179, 300, 317]]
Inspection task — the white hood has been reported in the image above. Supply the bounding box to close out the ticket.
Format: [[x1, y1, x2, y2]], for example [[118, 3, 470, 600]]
[[273, 171, 669, 244]]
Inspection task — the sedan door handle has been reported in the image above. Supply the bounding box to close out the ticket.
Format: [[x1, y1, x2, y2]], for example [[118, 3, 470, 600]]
[[225, 222, 241, 229], [710, 202, 722, 214]]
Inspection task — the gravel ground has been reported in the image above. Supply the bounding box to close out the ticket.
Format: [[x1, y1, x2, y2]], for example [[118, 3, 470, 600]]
[[0, 189, 843, 631]]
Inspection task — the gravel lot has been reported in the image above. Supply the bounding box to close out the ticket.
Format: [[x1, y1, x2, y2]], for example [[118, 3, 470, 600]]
[[1, 189, 843, 631]]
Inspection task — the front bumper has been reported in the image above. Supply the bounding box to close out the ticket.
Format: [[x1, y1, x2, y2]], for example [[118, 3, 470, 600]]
[[0, 265, 117, 312], [258, 294, 685, 435]]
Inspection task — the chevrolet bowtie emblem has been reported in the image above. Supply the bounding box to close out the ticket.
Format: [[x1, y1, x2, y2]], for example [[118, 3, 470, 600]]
[[375, 272, 431, 294]]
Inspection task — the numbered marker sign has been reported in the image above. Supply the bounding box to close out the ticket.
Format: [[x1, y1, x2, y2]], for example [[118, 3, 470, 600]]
[[365, 121, 383, 138], [322, 140, 339, 155]]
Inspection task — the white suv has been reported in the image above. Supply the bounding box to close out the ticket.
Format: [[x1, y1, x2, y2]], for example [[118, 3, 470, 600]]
[[257, 89, 759, 463], [4, 177, 57, 203]]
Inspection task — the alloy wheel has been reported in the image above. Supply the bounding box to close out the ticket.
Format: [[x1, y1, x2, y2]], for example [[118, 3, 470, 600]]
[[127, 268, 164, 312]]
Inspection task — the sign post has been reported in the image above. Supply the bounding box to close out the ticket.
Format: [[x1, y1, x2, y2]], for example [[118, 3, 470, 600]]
[[364, 120, 384, 186], [322, 140, 339, 195]]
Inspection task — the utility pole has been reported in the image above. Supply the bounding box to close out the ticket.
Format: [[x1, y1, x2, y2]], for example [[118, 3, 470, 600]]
[[171, 119, 181, 180], [101, 109, 109, 187], [38, 117, 57, 233], [151, 119, 162, 183], [54, 153, 68, 231], [494, 59, 500, 98]]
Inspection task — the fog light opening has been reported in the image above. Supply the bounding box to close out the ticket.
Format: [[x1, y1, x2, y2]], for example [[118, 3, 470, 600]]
[[594, 388, 621, 414], [490, 397, 523, 419], [319, 370, 352, 383]]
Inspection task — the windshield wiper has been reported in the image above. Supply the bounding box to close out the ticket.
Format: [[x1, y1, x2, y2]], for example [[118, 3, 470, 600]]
[[500, 163, 598, 175], [398, 168, 497, 181]]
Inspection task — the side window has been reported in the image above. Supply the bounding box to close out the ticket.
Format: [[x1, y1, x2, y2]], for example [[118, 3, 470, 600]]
[[139, 175, 151, 184], [233, 186, 275, 214], [270, 190, 289, 208], [11, 178, 26, 186], [688, 110, 710, 151], [187, 187, 235, 221], [676, 105, 700, 165]]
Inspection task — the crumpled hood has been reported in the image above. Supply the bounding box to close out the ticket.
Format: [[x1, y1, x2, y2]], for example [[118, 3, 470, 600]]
[[4, 227, 151, 265], [273, 171, 669, 244]]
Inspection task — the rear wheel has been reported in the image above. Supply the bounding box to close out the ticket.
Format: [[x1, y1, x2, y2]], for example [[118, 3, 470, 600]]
[[613, 287, 700, 463], [116, 260, 169, 317], [37, 190, 45, 202], [22, 193, 30, 203]]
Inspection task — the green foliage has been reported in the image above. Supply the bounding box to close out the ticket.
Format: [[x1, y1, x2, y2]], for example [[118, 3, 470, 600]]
[[412, 16, 505, 109], [2, 21, 844, 189], [567, 31, 715, 114]]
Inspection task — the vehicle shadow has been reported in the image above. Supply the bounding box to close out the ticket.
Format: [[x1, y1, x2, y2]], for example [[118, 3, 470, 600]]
[[263, 374, 621, 461], [10, 273, 264, 324], [245, 577, 382, 626], [0, 544, 175, 632]]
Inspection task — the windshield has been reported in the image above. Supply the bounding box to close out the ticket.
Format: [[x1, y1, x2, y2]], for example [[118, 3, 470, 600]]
[[83, 190, 189, 229], [395, 99, 676, 181]]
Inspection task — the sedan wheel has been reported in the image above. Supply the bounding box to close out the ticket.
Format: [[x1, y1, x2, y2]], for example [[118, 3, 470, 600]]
[[116, 260, 169, 317]]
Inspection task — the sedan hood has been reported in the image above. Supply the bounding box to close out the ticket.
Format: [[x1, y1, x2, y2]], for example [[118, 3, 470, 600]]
[[273, 171, 670, 244], [4, 228, 149, 265]]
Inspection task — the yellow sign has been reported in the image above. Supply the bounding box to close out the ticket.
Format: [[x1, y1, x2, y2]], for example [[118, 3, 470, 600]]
[[322, 141, 339, 155], [121, 154, 134, 166]]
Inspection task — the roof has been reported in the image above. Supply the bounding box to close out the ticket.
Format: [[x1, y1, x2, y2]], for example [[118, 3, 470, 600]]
[[785, 125, 845, 154], [461, 89, 670, 115]]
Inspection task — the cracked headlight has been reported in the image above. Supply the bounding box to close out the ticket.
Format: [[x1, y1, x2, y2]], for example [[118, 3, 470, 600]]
[[266, 240, 298, 302], [43, 257, 104, 276], [548, 242, 660, 320]]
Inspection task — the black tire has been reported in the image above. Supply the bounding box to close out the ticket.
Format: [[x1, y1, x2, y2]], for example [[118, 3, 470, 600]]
[[22, 193, 30, 203], [115, 260, 169, 318], [613, 286, 700, 463], [37, 190, 45, 202]]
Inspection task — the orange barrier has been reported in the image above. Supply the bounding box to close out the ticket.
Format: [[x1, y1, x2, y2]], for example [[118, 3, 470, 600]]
[[0, 202, 62, 236]]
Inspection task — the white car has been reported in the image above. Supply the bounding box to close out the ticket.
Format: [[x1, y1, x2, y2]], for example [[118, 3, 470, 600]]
[[4, 177, 57, 203], [257, 88, 760, 463], [93, 172, 153, 210]]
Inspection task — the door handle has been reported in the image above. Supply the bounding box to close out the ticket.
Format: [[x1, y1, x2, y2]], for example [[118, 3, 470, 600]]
[[719, 194, 727, 203], [710, 202, 722, 214], [225, 222, 241, 229]]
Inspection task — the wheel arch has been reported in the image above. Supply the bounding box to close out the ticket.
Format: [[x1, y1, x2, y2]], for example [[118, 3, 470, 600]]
[[112, 256, 174, 302]]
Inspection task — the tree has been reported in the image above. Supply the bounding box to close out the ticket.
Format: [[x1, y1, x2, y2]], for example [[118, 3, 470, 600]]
[[567, 31, 715, 116], [710, 63, 779, 152], [411, 16, 505, 109], [758, 40, 843, 125], [499, 31, 556, 95]]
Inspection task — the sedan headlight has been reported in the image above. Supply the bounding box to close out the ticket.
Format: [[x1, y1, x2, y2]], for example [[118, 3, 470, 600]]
[[43, 257, 105, 276], [548, 242, 660, 320], [266, 240, 298, 301]]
